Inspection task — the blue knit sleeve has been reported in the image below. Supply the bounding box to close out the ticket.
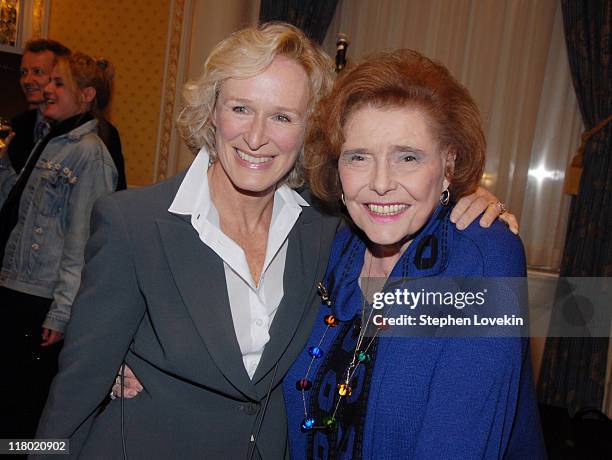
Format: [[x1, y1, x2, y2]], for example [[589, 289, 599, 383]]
[[420, 220, 545, 458], [413, 337, 523, 458], [454, 219, 526, 277]]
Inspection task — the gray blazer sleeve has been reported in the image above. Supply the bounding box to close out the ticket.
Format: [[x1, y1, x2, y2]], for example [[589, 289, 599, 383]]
[[35, 195, 146, 458]]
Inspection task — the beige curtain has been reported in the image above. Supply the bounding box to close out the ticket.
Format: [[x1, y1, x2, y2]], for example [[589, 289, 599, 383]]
[[520, 4, 583, 269], [323, 0, 583, 270]]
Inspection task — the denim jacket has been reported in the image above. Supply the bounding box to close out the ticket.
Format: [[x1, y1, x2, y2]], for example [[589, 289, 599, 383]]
[[0, 119, 117, 332]]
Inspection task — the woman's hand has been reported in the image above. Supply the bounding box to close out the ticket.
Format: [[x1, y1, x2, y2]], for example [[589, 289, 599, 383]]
[[0, 132, 15, 158], [450, 186, 519, 234], [41, 327, 64, 346], [111, 365, 143, 399]]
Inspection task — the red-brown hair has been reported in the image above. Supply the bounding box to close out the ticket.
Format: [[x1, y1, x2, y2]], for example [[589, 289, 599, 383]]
[[305, 49, 485, 204]]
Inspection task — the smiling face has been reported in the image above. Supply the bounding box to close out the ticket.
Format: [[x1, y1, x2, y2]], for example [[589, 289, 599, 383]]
[[209, 56, 310, 197], [20, 51, 55, 106], [339, 105, 453, 251], [42, 66, 88, 122]]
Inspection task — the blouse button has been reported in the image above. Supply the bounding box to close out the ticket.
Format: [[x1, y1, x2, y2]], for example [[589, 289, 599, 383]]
[[34, 227, 43, 235], [255, 318, 263, 327], [31, 243, 40, 251]]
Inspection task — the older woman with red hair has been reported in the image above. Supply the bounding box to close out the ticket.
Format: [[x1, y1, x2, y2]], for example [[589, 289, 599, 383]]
[[284, 49, 545, 459]]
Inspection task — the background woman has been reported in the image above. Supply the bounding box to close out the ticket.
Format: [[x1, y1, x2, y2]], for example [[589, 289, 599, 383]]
[[0, 52, 117, 438], [37, 24, 512, 459], [284, 49, 545, 459]]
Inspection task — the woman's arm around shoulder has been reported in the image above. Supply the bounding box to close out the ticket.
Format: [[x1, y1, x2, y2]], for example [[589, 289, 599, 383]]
[[454, 218, 526, 277]]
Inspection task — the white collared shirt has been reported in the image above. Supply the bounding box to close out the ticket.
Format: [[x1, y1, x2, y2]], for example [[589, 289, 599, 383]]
[[168, 148, 308, 379]]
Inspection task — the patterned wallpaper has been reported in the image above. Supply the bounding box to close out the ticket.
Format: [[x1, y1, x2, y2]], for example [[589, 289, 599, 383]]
[[48, 0, 171, 186]]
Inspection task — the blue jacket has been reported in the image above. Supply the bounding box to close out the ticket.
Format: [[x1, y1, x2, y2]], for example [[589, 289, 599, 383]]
[[0, 119, 117, 332], [284, 205, 546, 459]]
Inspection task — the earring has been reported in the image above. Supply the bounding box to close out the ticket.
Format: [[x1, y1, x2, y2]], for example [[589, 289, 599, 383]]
[[341, 193, 346, 206], [440, 189, 450, 206]]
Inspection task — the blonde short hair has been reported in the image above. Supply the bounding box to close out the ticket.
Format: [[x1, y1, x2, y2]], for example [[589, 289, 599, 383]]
[[56, 52, 114, 114], [177, 22, 334, 188]]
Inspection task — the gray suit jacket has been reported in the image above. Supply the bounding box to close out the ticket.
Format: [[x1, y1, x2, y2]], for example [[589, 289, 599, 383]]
[[35, 172, 338, 459]]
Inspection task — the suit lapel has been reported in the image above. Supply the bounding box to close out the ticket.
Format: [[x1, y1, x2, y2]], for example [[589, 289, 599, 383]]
[[252, 205, 326, 385], [156, 216, 257, 399]]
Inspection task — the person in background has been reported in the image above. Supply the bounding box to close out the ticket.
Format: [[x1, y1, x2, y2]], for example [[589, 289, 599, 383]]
[[7, 39, 127, 190], [284, 49, 545, 459], [0, 51, 118, 439], [35, 23, 514, 459]]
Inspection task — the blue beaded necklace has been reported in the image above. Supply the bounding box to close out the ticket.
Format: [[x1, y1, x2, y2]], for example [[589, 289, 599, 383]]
[[297, 260, 382, 432]]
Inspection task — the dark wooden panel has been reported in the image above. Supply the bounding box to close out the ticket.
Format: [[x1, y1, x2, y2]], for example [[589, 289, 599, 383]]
[[0, 51, 27, 119]]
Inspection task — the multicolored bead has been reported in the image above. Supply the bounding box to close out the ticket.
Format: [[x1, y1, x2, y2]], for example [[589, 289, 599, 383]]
[[337, 383, 352, 396], [296, 379, 312, 391], [308, 346, 323, 358], [301, 417, 316, 430], [324, 314, 339, 326], [323, 416, 337, 430]]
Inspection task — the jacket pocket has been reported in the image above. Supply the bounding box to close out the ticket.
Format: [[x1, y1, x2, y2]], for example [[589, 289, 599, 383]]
[[33, 161, 76, 217]]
